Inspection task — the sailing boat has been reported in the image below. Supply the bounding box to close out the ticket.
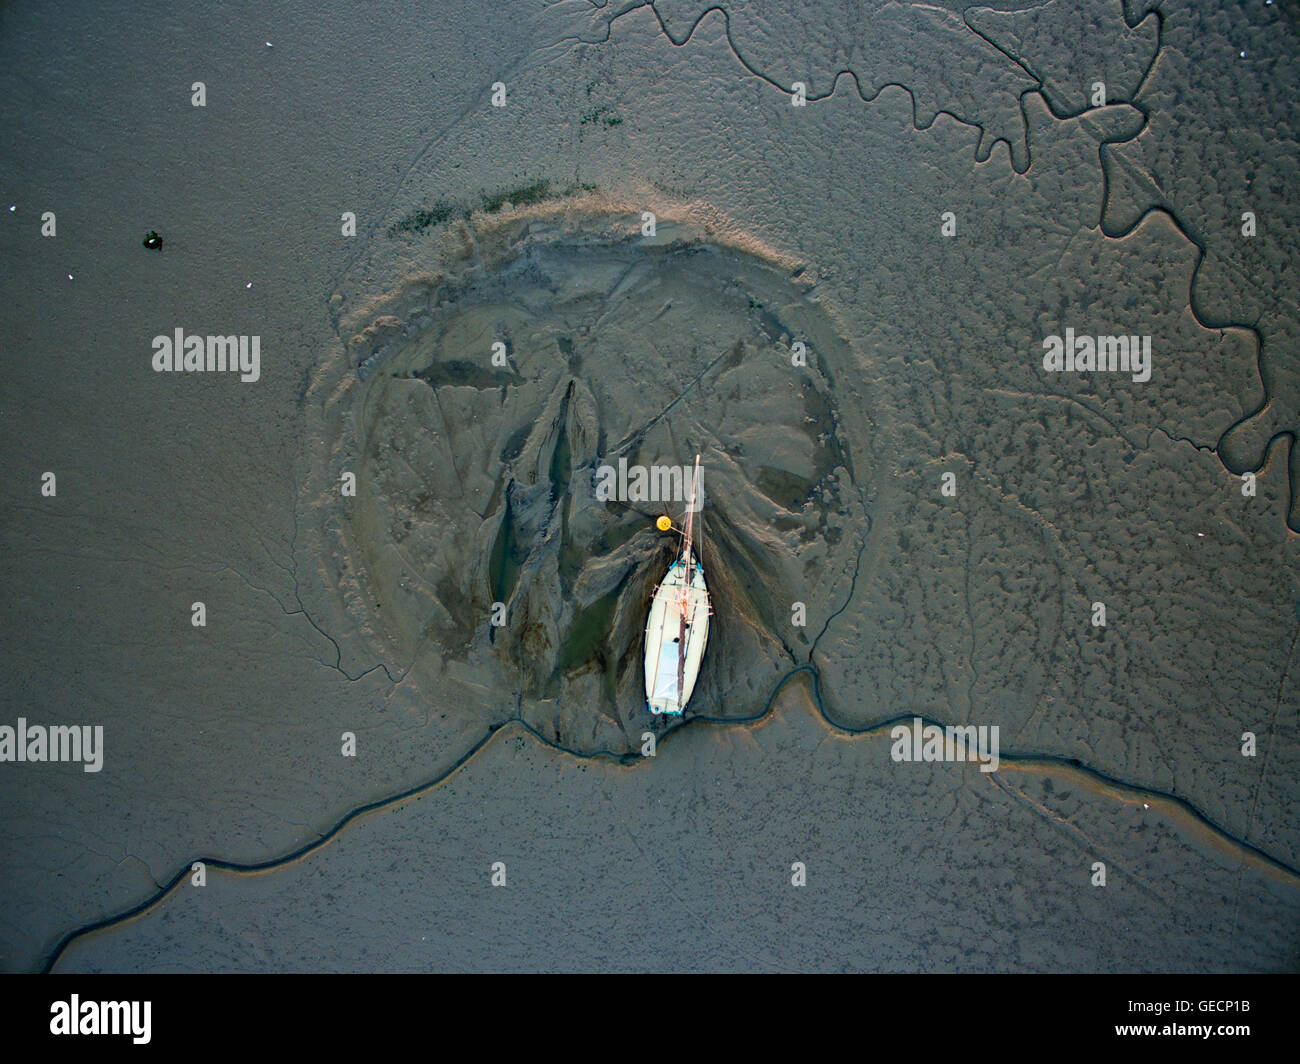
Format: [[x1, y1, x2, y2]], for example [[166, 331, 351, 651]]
[[644, 455, 711, 715]]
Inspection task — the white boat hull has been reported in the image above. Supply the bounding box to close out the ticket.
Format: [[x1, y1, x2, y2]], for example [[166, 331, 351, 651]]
[[644, 553, 710, 715]]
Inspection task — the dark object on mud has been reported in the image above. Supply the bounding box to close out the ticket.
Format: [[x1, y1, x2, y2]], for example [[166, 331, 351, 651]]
[[143, 230, 163, 250]]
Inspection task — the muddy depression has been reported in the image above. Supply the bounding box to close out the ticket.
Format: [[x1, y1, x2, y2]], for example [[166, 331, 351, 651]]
[[305, 204, 877, 755]]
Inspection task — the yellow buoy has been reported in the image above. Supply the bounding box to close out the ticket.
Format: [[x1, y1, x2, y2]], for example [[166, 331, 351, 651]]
[[655, 515, 672, 532]]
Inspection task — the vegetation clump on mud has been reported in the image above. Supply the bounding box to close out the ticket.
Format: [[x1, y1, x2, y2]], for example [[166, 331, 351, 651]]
[[481, 179, 552, 213], [388, 182, 604, 239], [387, 201, 455, 236], [579, 105, 622, 127]]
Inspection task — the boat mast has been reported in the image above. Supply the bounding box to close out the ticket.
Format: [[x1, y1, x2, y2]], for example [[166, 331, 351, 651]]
[[683, 454, 700, 574], [676, 454, 701, 706]]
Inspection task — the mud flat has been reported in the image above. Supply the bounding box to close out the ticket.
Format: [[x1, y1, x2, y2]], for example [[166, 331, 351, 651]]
[[3, 0, 1297, 975], [52, 693, 1300, 973]]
